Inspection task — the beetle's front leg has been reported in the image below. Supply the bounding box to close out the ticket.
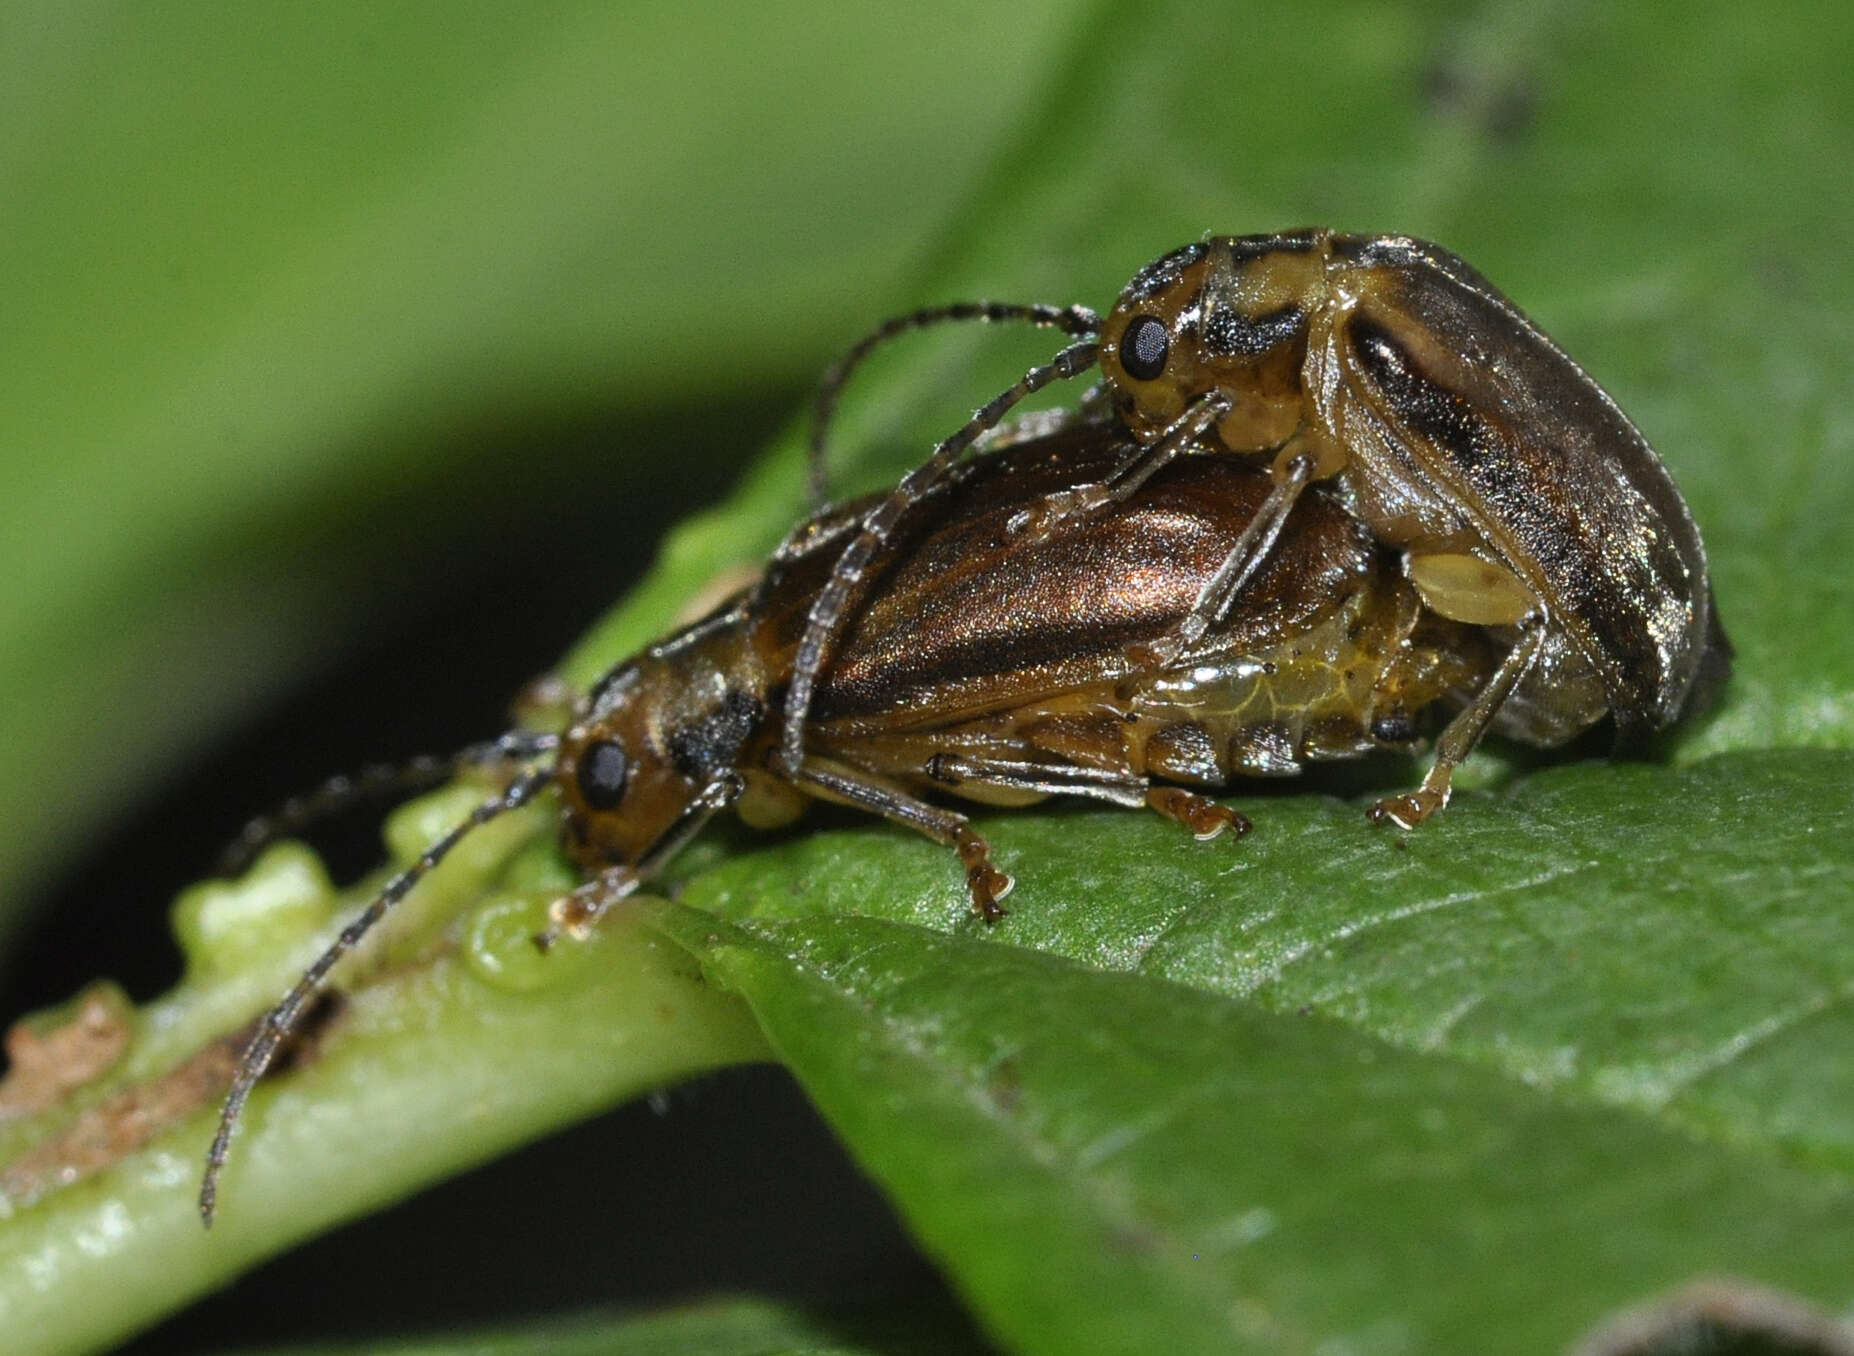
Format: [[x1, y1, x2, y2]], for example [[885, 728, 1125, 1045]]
[[537, 864, 640, 951], [1131, 448, 1322, 667], [1005, 391, 1231, 540], [792, 757, 1013, 921], [1369, 620, 1548, 829]]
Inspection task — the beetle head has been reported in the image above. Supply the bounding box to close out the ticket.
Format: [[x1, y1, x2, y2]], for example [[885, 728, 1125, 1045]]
[[1101, 235, 1328, 454], [557, 630, 765, 872]]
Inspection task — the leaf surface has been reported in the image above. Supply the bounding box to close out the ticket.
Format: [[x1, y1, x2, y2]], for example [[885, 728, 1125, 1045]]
[[5, 2, 1854, 1353]]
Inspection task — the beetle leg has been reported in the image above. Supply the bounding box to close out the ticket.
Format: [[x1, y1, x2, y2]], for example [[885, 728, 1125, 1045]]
[[1369, 621, 1549, 829], [1006, 390, 1232, 540], [926, 754, 1251, 842], [926, 752, 1148, 805], [1144, 787, 1253, 841], [540, 773, 746, 947], [536, 864, 638, 950], [1135, 451, 1319, 666], [794, 758, 1014, 921]]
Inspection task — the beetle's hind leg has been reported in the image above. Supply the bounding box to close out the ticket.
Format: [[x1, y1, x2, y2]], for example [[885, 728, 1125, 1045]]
[[1369, 621, 1548, 829], [925, 754, 1251, 843], [793, 758, 1014, 921]]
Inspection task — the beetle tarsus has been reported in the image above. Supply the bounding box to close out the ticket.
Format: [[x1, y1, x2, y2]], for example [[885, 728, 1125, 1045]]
[[1123, 451, 1325, 674], [962, 858, 1014, 923], [949, 824, 1012, 921], [1367, 786, 1448, 830], [1007, 395, 1234, 547], [1368, 619, 1552, 832], [1146, 787, 1252, 840], [1006, 480, 1111, 540]]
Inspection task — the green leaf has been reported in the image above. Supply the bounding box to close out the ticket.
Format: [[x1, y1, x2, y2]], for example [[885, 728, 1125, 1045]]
[[574, 2, 1854, 1350], [665, 751, 1854, 1353], [657, 894, 1854, 1355], [680, 752, 1854, 1170], [6, 1, 1854, 1354], [0, 827, 770, 1354]]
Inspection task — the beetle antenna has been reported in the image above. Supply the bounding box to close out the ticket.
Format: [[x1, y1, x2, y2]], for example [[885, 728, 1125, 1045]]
[[215, 731, 561, 876], [780, 337, 1101, 778], [808, 301, 1100, 505], [199, 762, 555, 1226]]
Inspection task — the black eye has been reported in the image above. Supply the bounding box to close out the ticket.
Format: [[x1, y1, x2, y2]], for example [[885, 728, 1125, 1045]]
[[1120, 314, 1170, 381], [575, 739, 630, 810]]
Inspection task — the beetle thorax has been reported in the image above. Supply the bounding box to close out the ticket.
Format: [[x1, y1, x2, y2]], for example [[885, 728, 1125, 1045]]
[[1104, 236, 1331, 454]]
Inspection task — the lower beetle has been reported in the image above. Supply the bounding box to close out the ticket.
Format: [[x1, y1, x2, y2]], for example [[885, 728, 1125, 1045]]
[[780, 231, 1731, 827], [201, 419, 1612, 1221]]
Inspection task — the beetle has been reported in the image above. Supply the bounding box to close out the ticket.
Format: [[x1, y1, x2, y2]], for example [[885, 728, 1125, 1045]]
[[780, 230, 1730, 827], [201, 419, 1573, 1222]]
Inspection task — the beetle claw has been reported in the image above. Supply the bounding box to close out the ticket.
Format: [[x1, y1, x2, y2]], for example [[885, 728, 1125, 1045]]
[[967, 864, 1014, 923], [1007, 483, 1110, 541], [1367, 788, 1446, 830]]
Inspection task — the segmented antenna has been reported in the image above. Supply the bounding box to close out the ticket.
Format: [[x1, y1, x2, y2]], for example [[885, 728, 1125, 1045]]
[[199, 762, 556, 1225], [216, 731, 561, 876], [779, 337, 1102, 778], [807, 301, 1100, 505]]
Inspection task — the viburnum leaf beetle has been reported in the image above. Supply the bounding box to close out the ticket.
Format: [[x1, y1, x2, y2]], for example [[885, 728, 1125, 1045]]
[[199, 415, 1598, 1222], [782, 230, 1730, 826]]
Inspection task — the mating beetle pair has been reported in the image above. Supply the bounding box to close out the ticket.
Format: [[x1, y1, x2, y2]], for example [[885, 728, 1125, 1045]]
[[782, 231, 1727, 829], [199, 231, 1728, 1221]]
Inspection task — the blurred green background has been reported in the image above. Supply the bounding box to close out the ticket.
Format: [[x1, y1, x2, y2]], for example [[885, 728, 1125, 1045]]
[[0, 3, 1083, 935], [1, 7, 1082, 1348], [4, 2, 1852, 1352]]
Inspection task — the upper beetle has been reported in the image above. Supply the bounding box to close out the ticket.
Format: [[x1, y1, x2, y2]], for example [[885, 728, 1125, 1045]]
[[783, 230, 1729, 823], [1096, 231, 1726, 741]]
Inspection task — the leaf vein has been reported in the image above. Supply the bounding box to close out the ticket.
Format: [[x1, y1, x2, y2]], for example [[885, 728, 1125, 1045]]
[[1244, 858, 1600, 993]]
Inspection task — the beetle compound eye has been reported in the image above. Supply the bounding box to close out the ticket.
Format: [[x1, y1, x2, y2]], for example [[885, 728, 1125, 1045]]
[[576, 739, 630, 810], [1120, 314, 1170, 382]]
